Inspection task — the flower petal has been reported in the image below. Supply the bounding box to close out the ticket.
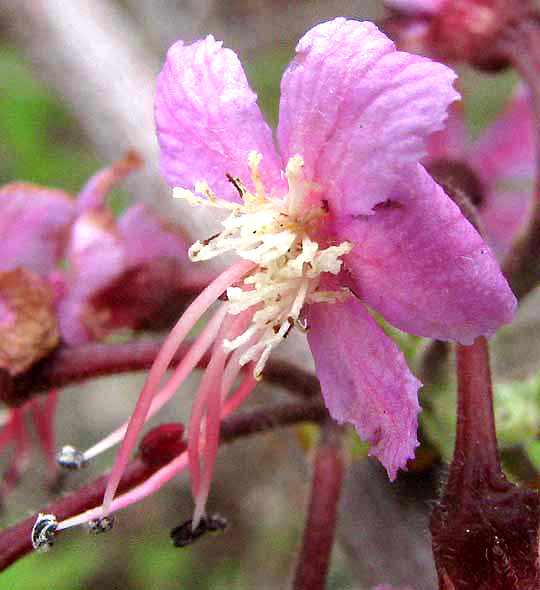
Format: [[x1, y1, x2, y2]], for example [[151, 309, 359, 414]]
[[339, 165, 516, 344], [93, 203, 211, 330], [0, 183, 75, 275], [76, 151, 142, 213], [426, 102, 468, 162], [481, 188, 530, 260], [306, 295, 421, 480], [468, 88, 534, 190], [58, 212, 125, 345], [155, 35, 284, 201], [277, 18, 459, 215]]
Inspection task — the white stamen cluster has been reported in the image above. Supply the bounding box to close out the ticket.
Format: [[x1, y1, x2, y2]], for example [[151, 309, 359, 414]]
[[173, 152, 352, 378]]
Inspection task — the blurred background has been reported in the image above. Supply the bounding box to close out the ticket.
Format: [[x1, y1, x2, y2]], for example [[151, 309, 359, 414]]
[[0, 1, 535, 589]]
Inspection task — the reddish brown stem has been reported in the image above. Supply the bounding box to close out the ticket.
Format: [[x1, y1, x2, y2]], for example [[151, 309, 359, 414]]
[[0, 399, 327, 571], [454, 337, 500, 476], [430, 337, 540, 589], [3, 340, 320, 407], [293, 421, 344, 590]]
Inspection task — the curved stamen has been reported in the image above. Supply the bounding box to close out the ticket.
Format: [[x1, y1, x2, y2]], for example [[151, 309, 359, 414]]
[[56, 370, 258, 532], [101, 259, 255, 515], [79, 304, 228, 463]]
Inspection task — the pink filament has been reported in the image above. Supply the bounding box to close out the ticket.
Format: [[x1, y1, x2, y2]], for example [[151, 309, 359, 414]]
[[189, 311, 255, 526], [187, 337, 227, 525], [2, 409, 30, 497], [58, 371, 258, 531], [83, 304, 227, 461], [102, 259, 255, 514], [30, 390, 59, 471]]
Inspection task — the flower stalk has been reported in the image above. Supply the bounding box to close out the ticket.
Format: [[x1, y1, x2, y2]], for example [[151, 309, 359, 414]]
[[430, 337, 540, 589]]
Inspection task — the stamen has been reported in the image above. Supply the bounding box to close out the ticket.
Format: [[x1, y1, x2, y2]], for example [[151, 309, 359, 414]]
[[78, 304, 228, 464], [57, 370, 258, 532], [31, 513, 58, 552], [86, 516, 114, 534], [57, 445, 88, 470], [101, 260, 255, 516]]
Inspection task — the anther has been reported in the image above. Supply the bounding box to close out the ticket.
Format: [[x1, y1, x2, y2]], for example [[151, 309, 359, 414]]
[[86, 516, 115, 534], [170, 514, 228, 548], [293, 318, 309, 332], [31, 513, 58, 552], [226, 173, 246, 198], [202, 233, 220, 247], [57, 445, 88, 470]]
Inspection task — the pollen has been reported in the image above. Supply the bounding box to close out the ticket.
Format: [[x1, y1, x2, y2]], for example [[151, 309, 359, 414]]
[[173, 152, 351, 378]]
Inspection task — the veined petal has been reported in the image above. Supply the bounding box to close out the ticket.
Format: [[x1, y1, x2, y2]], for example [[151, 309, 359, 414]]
[[339, 165, 516, 344], [426, 102, 468, 162], [0, 183, 75, 275], [306, 295, 421, 480], [155, 35, 284, 201], [76, 151, 142, 213], [118, 203, 191, 268], [468, 88, 534, 191], [277, 18, 459, 215], [58, 212, 125, 345]]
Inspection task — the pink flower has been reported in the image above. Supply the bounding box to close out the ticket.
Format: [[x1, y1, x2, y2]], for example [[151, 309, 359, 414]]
[[0, 153, 201, 499], [89, 18, 515, 531], [426, 89, 534, 259]]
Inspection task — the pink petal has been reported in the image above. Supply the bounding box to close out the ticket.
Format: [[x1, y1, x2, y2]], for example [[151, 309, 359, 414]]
[[117, 203, 191, 268], [339, 165, 516, 344], [306, 295, 421, 480], [0, 183, 75, 275], [481, 188, 531, 260], [58, 212, 125, 344], [76, 151, 142, 213], [92, 203, 211, 330], [383, 0, 446, 13], [426, 102, 468, 162], [155, 36, 284, 201], [468, 88, 534, 190], [277, 18, 459, 215]]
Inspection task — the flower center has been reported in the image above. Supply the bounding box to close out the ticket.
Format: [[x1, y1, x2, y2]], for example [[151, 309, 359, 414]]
[[173, 152, 351, 378]]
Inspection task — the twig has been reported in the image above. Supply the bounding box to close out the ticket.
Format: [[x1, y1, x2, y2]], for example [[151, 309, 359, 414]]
[[3, 339, 321, 407], [293, 421, 344, 590]]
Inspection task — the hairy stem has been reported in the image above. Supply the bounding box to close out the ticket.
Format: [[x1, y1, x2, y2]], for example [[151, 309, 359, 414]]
[[454, 337, 500, 475], [293, 421, 344, 590], [430, 337, 540, 589]]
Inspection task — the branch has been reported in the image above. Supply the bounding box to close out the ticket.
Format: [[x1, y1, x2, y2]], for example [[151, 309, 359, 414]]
[[3, 339, 320, 407]]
